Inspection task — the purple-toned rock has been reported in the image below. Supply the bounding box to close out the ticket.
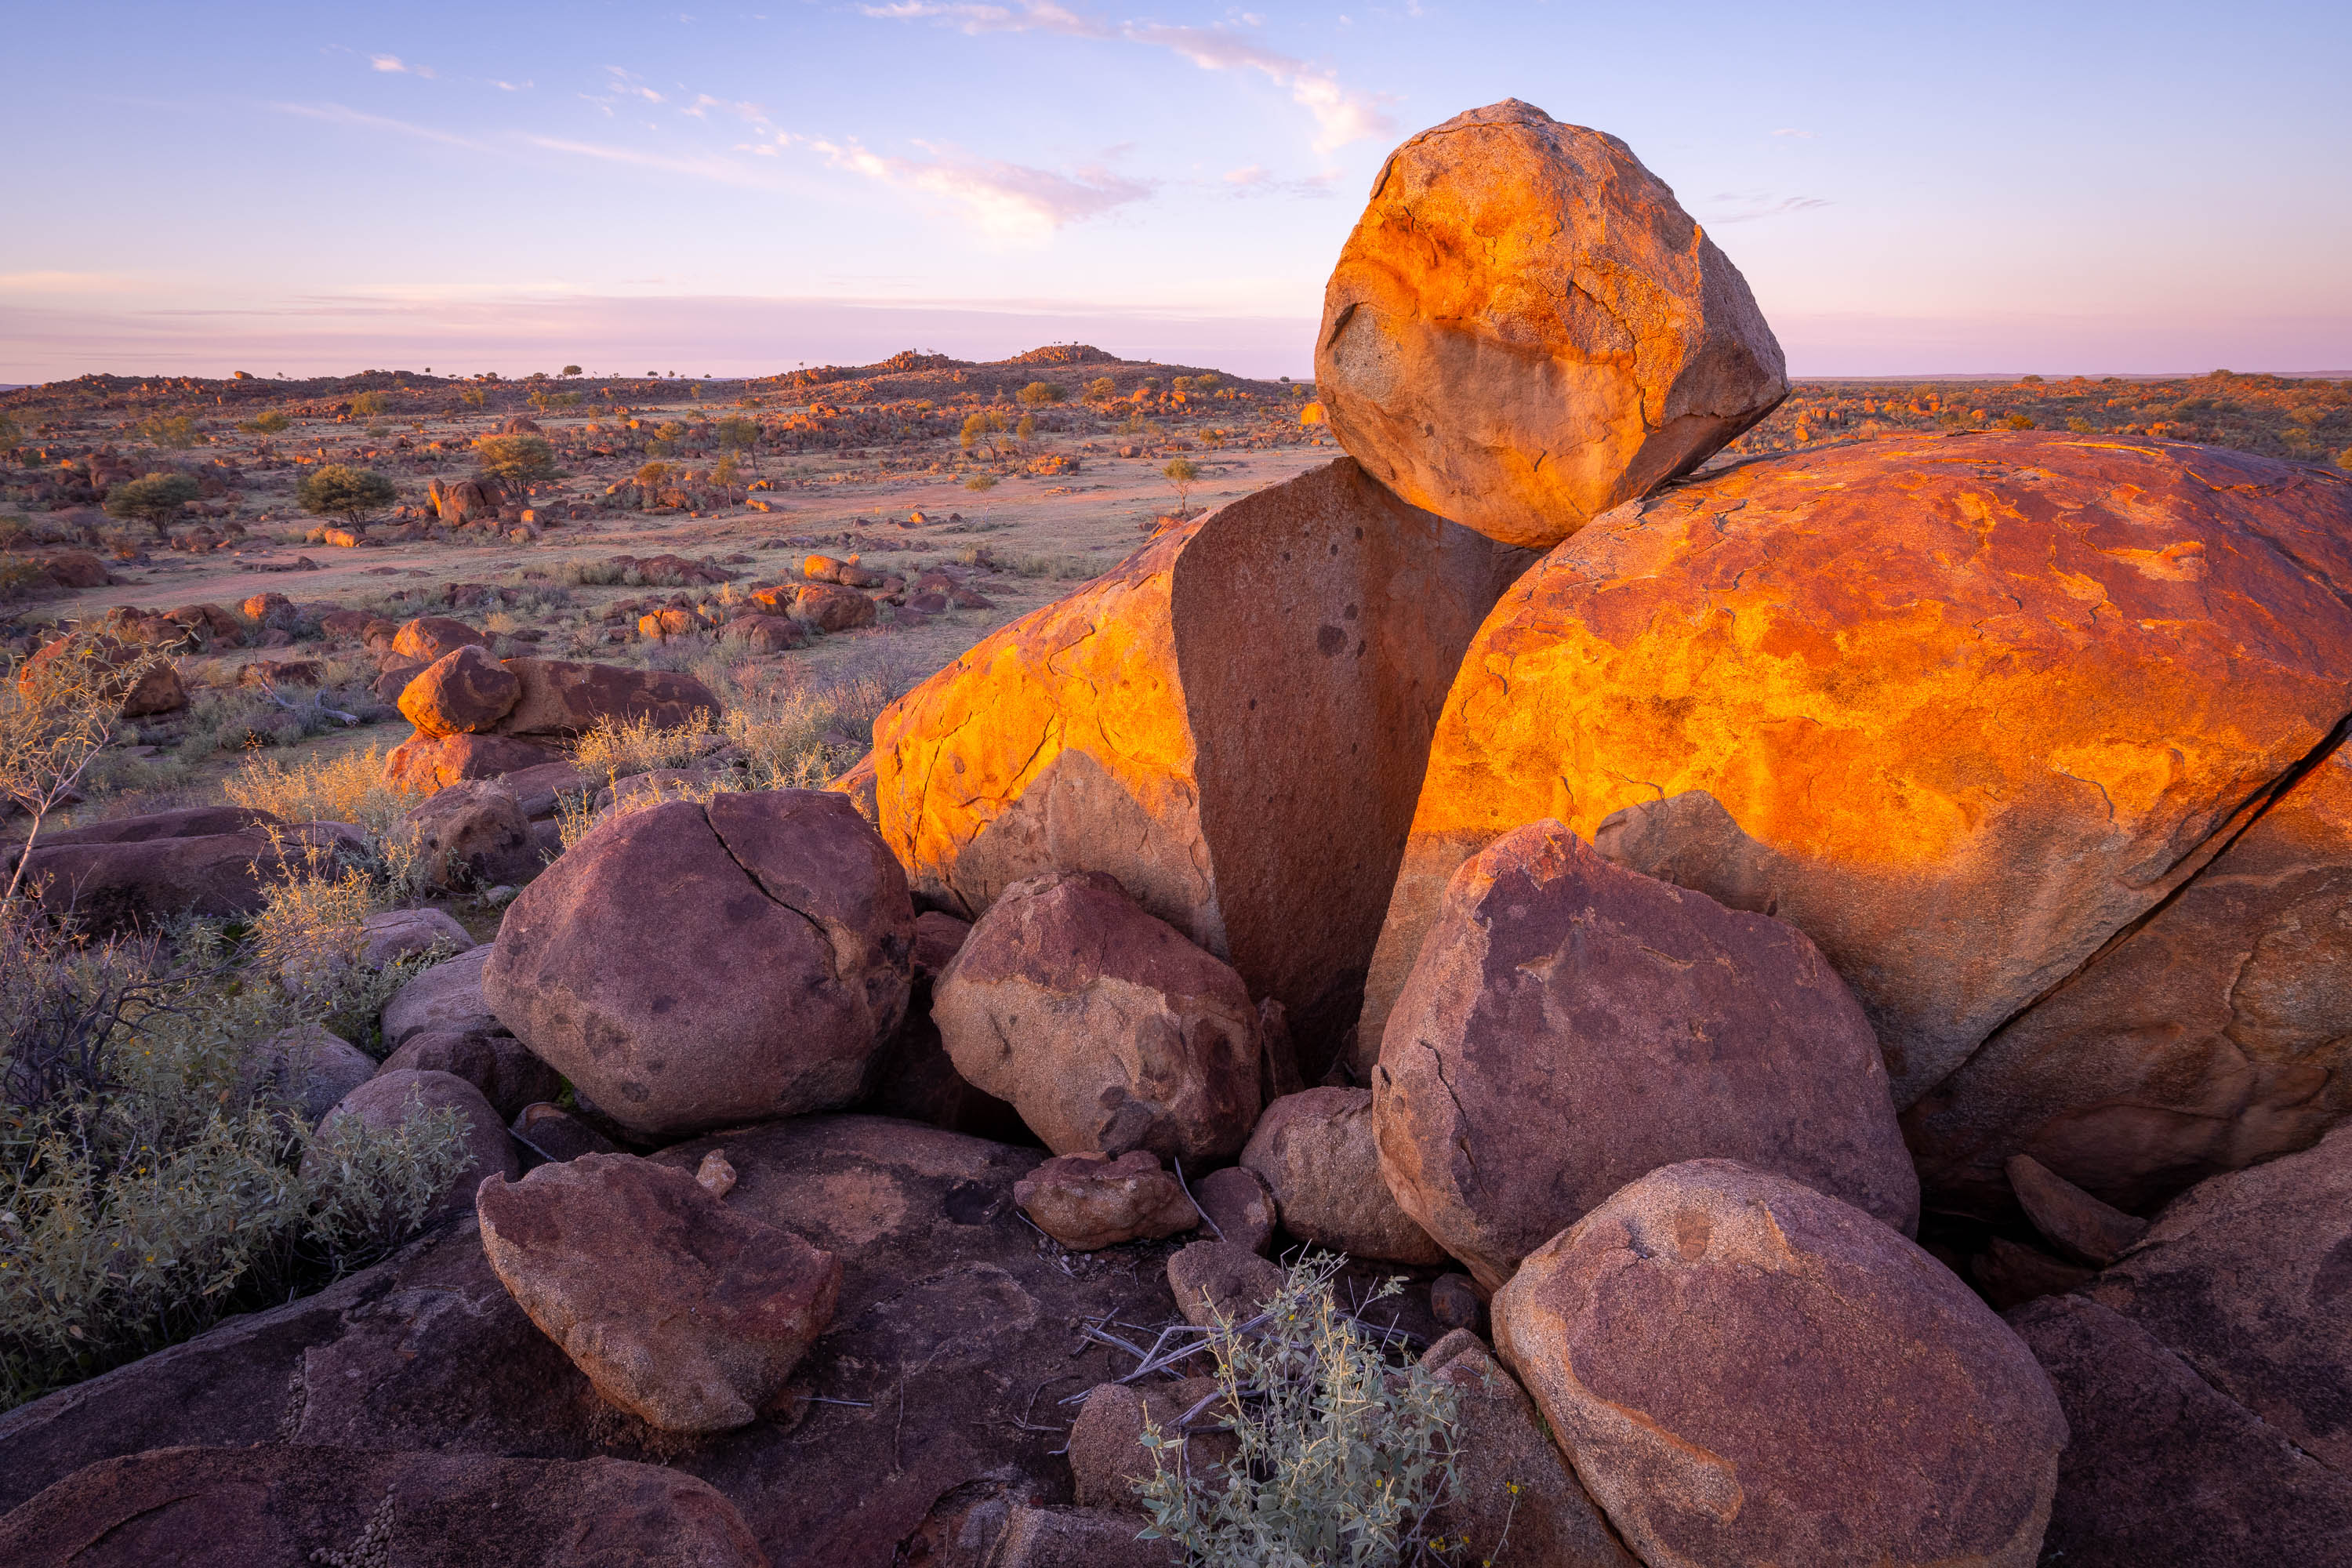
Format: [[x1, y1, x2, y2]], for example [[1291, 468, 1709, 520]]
[[1013, 1150, 1199, 1251], [1243, 1087, 1445, 1264]]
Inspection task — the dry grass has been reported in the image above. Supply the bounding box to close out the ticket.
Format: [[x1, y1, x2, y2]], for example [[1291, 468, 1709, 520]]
[[223, 746, 419, 839]]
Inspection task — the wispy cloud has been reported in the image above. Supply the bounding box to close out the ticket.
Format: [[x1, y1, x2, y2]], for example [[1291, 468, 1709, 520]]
[[521, 135, 782, 189], [860, 2, 1396, 154], [797, 133, 1156, 238], [1706, 192, 1831, 223], [1221, 164, 1338, 198], [369, 53, 436, 78], [269, 102, 482, 149]]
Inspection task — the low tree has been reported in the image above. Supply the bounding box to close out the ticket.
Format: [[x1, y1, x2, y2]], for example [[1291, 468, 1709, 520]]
[[472, 434, 557, 487], [0, 412, 20, 449], [1018, 380, 1067, 405], [102, 472, 201, 538], [349, 391, 390, 417], [960, 410, 1002, 450], [1163, 457, 1200, 514], [561, 364, 583, 378], [239, 410, 291, 434], [1084, 376, 1116, 403], [296, 464, 398, 526], [2, 640, 171, 903], [1015, 413, 1037, 444], [714, 416, 760, 450]]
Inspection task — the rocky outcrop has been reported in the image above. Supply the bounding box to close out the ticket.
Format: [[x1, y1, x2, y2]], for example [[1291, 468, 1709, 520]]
[[873, 457, 1530, 1064], [1376, 821, 1915, 1290], [485, 792, 913, 1137], [1013, 1150, 1200, 1250], [1494, 1160, 2066, 1568], [1360, 434, 2352, 1214], [13, 812, 307, 933], [933, 871, 1260, 1163], [1240, 1088, 1446, 1265], [477, 1154, 841, 1434], [1316, 100, 1784, 550]]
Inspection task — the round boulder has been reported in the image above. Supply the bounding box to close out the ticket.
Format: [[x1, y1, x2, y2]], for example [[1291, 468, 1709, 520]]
[[390, 615, 487, 662], [1317, 100, 1785, 550], [1242, 1088, 1446, 1264], [397, 644, 521, 737], [1376, 820, 1916, 1290], [482, 791, 914, 1137], [933, 870, 1261, 1163], [1013, 1149, 1200, 1251], [1494, 1160, 2065, 1568], [308, 1068, 517, 1218]]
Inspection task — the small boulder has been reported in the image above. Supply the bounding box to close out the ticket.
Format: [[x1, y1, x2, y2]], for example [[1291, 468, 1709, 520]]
[[1192, 1165, 1276, 1255], [793, 583, 878, 633], [384, 731, 565, 797], [935, 871, 1261, 1163], [911, 908, 972, 981], [1014, 1150, 1200, 1251], [1067, 1377, 1236, 1512], [310, 1069, 517, 1218], [358, 906, 474, 968], [13, 819, 295, 934], [1421, 1329, 1637, 1568], [382, 1027, 562, 1121], [510, 1102, 619, 1163], [1242, 1087, 1446, 1264], [381, 946, 499, 1048], [483, 791, 913, 1137], [2006, 1153, 2149, 1268], [476, 1152, 841, 1433], [1494, 1160, 2065, 1568], [1377, 820, 1918, 1290], [238, 1025, 376, 1125], [1429, 1273, 1483, 1335], [390, 615, 487, 662], [722, 612, 806, 653], [397, 644, 522, 737], [402, 779, 539, 892], [1167, 1239, 1283, 1328]]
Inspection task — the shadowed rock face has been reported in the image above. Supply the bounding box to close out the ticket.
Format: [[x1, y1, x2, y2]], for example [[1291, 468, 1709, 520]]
[[0, 1444, 771, 1568], [1494, 1160, 2066, 1568], [1376, 821, 1916, 1290], [2009, 1294, 2352, 1568], [1359, 434, 2352, 1210], [872, 456, 1530, 1068], [1316, 99, 1787, 551]]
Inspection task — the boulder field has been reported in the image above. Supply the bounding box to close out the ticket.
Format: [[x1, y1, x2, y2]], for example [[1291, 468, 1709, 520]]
[[6, 97, 2348, 1567]]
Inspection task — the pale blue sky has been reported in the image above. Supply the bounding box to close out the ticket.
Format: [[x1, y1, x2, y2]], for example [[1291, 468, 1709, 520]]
[[4, 0, 2347, 380]]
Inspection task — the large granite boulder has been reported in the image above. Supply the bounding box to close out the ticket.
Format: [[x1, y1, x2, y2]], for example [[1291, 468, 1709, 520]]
[[933, 870, 1260, 1163], [1360, 434, 2352, 1215], [1494, 1160, 2065, 1568], [485, 792, 913, 1137], [1376, 821, 1915, 1290], [872, 457, 1530, 1066], [1317, 100, 1785, 550], [397, 642, 521, 736], [495, 656, 722, 740], [477, 1154, 841, 1434]]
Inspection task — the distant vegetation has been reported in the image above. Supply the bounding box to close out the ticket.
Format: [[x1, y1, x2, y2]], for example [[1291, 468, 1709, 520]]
[[296, 464, 397, 525]]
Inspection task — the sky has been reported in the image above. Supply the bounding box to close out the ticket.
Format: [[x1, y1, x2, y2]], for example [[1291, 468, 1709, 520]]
[[3, 0, 2348, 383]]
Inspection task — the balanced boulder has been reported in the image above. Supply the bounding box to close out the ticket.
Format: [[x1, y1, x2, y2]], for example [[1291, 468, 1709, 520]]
[[477, 1153, 841, 1433], [1241, 1088, 1446, 1265], [397, 643, 521, 736], [484, 791, 913, 1137], [1377, 821, 1916, 1290], [1494, 1160, 2066, 1568], [875, 457, 1528, 1065], [933, 871, 1261, 1163], [1013, 1150, 1199, 1251], [1316, 100, 1785, 550], [390, 615, 486, 662], [1360, 434, 2352, 1215]]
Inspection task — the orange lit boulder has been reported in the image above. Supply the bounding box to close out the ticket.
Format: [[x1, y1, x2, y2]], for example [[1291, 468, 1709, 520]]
[[385, 731, 564, 797], [390, 615, 486, 662], [872, 457, 1529, 1063], [1494, 1160, 2066, 1568], [1360, 436, 2352, 1196], [1316, 100, 1785, 550], [1376, 821, 1916, 1291], [397, 644, 521, 737], [1907, 739, 2352, 1218]]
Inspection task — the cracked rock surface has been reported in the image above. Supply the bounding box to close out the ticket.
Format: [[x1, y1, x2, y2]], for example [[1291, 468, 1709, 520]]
[[484, 791, 913, 1137], [1375, 820, 1917, 1291], [1361, 434, 2352, 1216], [1316, 97, 1788, 550]]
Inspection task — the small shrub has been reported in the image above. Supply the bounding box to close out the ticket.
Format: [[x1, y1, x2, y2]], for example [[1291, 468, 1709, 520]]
[[102, 473, 200, 537], [965, 474, 997, 492], [296, 465, 397, 525], [1018, 380, 1067, 405], [349, 391, 391, 418], [238, 411, 291, 434], [1163, 458, 1201, 513], [714, 416, 759, 450], [1135, 1254, 1458, 1567], [223, 745, 419, 839], [2003, 412, 2036, 430], [1085, 377, 1116, 402], [474, 434, 557, 487], [136, 415, 201, 449]]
